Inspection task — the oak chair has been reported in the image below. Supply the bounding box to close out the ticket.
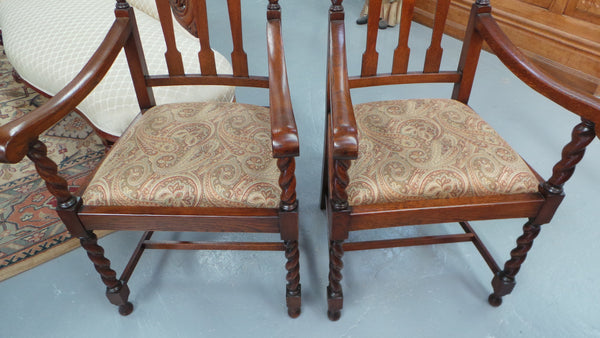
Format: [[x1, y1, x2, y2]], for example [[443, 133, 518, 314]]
[[323, 0, 600, 320], [0, 0, 301, 317]]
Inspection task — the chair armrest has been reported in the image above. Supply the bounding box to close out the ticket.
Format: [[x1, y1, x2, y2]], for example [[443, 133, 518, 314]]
[[329, 20, 358, 160], [0, 18, 131, 164], [475, 14, 600, 124], [266, 19, 299, 158]]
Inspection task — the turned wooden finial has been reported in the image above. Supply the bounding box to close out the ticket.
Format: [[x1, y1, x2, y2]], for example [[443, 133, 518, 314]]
[[116, 0, 130, 9], [330, 0, 344, 12], [268, 0, 281, 10], [475, 0, 490, 5]]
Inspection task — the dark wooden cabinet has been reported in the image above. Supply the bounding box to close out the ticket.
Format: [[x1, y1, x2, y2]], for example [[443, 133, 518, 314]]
[[414, 0, 600, 97]]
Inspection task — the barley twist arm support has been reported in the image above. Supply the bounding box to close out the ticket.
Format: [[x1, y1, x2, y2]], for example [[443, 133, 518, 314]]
[[544, 119, 596, 194], [277, 157, 297, 211], [26, 140, 75, 208], [332, 159, 350, 210]]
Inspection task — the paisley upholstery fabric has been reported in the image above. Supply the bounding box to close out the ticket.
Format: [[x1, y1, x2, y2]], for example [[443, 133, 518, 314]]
[[82, 102, 282, 209], [346, 99, 539, 206]]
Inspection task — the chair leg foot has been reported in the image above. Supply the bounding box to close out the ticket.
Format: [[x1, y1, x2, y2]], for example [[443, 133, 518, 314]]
[[106, 282, 134, 316], [488, 294, 503, 307], [488, 271, 516, 307], [118, 301, 134, 316], [327, 286, 343, 321], [286, 285, 302, 318], [327, 309, 342, 321]]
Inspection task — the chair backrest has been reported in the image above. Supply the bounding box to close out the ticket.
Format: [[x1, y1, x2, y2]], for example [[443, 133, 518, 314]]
[[119, 0, 283, 109], [330, 0, 482, 102]]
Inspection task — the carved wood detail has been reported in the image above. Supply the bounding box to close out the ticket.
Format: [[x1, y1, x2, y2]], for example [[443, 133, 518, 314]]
[[169, 0, 198, 37]]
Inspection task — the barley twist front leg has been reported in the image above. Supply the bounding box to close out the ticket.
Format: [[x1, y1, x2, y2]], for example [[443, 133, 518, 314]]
[[327, 240, 344, 321], [284, 240, 301, 318], [489, 220, 541, 306], [80, 232, 133, 315]]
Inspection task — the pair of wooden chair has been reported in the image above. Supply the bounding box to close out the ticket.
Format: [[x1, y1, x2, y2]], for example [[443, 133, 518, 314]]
[[1, 0, 598, 321]]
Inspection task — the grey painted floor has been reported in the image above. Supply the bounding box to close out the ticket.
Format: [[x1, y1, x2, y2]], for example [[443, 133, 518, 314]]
[[2, 1, 600, 337]]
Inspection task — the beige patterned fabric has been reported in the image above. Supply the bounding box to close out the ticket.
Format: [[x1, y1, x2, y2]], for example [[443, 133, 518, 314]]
[[127, 0, 160, 20], [82, 102, 282, 209], [346, 99, 539, 206], [0, 0, 234, 137]]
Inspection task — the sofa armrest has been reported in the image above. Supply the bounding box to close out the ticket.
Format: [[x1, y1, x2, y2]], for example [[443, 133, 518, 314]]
[[0, 18, 131, 163]]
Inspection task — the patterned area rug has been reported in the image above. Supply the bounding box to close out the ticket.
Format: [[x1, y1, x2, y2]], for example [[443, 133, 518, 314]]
[[0, 44, 107, 281]]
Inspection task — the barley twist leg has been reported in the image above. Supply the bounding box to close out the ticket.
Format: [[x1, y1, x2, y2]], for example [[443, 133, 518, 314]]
[[489, 220, 541, 307], [80, 232, 133, 315], [327, 240, 344, 321], [284, 240, 301, 318]]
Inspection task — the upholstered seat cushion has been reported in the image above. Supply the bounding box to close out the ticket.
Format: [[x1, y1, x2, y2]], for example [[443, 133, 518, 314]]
[[82, 102, 282, 209], [346, 99, 540, 206], [0, 0, 234, 138]]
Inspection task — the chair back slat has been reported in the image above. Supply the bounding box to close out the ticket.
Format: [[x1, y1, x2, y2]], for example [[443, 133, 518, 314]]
[[227, 0, 249, 77], [391, 0, 415, 74], [144, 0, 270, 89], [423, 0, 451, 73], [156, 0, 185, 75], [361, 0, 382, 77], [194, 0, 218, 75]]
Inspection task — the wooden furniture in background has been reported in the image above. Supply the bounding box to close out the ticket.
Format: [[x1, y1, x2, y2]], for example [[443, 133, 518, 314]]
[[323, 0, 599, 321], [0, 0, 301, 317], [414, 0, 600, 97]]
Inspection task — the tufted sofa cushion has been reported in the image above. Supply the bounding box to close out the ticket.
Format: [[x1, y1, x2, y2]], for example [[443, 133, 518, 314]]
[[346, 99, 540, 206], [82, 102, 282, 209], [0, 0, 235, 138]]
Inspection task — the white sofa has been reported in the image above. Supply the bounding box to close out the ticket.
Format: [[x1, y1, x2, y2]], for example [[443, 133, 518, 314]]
[[0, 0, 235, 140]]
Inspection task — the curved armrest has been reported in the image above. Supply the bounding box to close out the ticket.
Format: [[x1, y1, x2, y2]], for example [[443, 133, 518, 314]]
[[0, 18, 132, 163], [267, 19, 299, 158], [476, 14, 600, 124], [329, 20, 358, 160]]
